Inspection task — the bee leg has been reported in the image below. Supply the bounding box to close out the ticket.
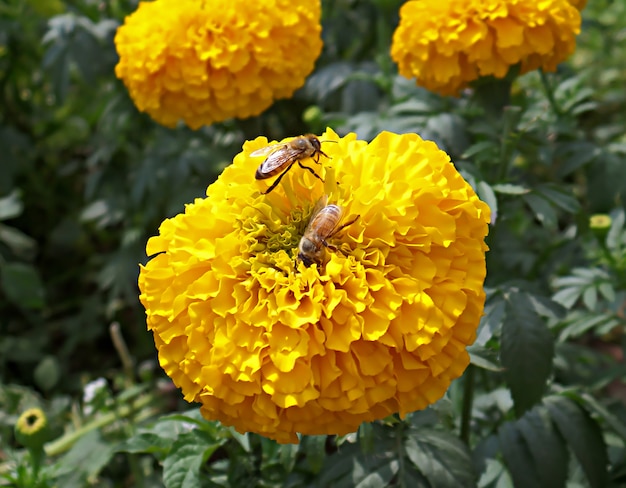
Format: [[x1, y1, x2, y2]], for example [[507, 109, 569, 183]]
[[315, 150, 331, 163], [334, 215, 360, 234], [261, 168, 290, 195], [323, 241, 338, 253], [298, 163, 325, 183]]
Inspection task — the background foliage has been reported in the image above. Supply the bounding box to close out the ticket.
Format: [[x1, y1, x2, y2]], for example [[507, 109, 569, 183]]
[[1, 0, 626, 486]]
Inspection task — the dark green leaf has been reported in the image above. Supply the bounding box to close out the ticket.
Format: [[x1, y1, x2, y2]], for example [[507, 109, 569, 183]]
[[468, 345, 502, 372], [501, 291, 554, 414], [545, 395, 608, 488], [405, 429, 476, 488], [0, 224, 38, 260], [523, 193, 558, 229], [516, 407, 568, 488], [54, 430, 117, 486], [556, 142, 600, 177], [163, 430, 220, 488], [303, 435, 327, 474], [119, 433, 174, 460], [577, 392, 626, 444], [0, 262, 45, 309], [34, 356, 61, 392], [498, 422, 541, 488], [536, 184, 581, 214]]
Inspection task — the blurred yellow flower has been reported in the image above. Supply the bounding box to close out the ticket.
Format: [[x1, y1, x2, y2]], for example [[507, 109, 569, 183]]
[[15, 407, 50, 449], [114, 0, 322, 129], [139, 128, 490, 443], [391, 0, 583, 96], [589, 214, 611, 230], [568, 0, 587, 10]]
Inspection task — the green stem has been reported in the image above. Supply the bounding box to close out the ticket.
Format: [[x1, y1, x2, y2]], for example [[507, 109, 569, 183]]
[[539, 69, 562, 116], [44, 393, 155, 456], [460, 365, 475, 445]]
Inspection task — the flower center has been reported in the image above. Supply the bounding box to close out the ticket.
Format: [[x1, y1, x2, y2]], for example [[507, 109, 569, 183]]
[[242, 205, 312, 272]]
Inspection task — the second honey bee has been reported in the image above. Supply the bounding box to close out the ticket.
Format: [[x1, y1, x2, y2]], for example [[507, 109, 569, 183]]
[[251, 134, 330, 195], [297, 196, 359, 268]]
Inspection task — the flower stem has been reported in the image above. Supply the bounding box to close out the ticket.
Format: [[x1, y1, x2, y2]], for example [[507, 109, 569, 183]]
[[44, 393, 155, 456], [110, 322, 135, 385], [460, 365, 475, 445], [539, 69, 562, 116]]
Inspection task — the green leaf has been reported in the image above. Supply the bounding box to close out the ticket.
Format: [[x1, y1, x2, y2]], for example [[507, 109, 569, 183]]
[[468, 345, 502, 372], [556, 141, 600, 177], [0, 223, 37, 260], [477, 458, 512, 488], [119, 433, 173, 460], [498, 422, 541, 488], [0, 190, 23, 220], [501, 291, 554, 414], [606, 208, 625, 252], [302, 435, 327, 474], [163, 430, 221, 488], [461, 140, 496, 159], [477, 181, 497, 224], [54, 430, 116, 487], [558, 312, 620, 341], [536, 184, 581, 214], [551, 286, 582, 309], [358, 422, 375, 454], [475, 297, 505, 346], [523, 193, 557, 229], [544, 395, 608, 488], [577, 392, 626, 444], [317, 442, 399, 488], [516, 407, 568, 488], [0, 262, 45, 309], [491, 183, 530, 195], [34, 356, 61, 391], [405, 429, 476, 487], [582, 286, 597, 310]]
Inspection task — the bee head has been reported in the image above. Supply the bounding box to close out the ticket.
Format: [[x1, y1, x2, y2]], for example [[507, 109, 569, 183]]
[[297, 252, 316, 268]]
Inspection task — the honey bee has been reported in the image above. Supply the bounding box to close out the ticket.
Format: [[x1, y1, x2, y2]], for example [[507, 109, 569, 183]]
[[251, 134, 330, 195], [297, 196, 359, 268]]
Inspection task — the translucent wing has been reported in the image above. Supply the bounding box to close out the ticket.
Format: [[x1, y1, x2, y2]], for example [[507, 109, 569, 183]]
[[250, 142, 289, 158], [304, 195, 329, 232], [256, 146, 306, 175]]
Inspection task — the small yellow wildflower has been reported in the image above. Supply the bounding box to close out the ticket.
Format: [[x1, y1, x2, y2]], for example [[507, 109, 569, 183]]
[[15, 408, 50, 449]]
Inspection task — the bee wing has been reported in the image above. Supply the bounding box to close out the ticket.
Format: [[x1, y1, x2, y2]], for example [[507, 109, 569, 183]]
[[249, 142, 289, 157], [306, 195, 328, 225], [256, 146, 304, 175]]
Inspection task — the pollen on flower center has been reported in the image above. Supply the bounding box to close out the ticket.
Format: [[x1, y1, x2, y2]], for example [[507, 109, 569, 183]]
[[241, 203, 314, 273]]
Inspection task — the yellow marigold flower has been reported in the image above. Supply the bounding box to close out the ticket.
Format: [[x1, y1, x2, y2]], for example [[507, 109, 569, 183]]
[[114, 0, 322, 129], [568, 0, 587, 10], [139, 129, 490, 443], [391, 0, 583, 96]]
